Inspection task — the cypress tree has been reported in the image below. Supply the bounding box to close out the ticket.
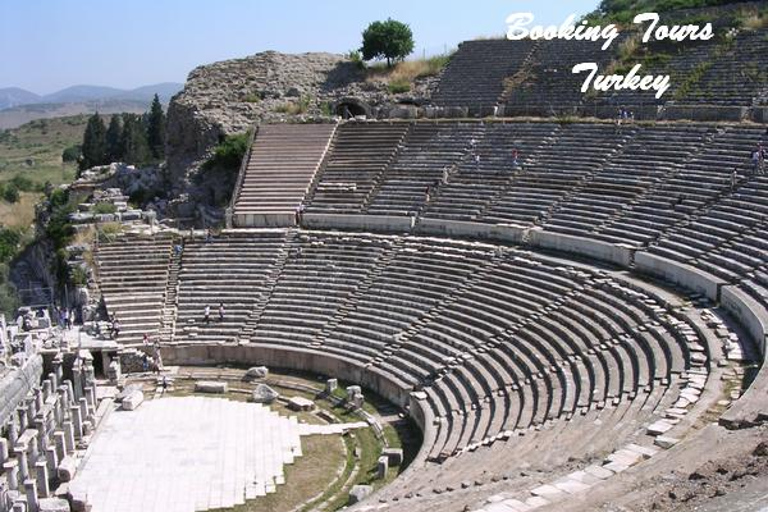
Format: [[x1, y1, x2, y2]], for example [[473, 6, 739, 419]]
[[120, 114, 151, 166], [105, 114, 123, 163], [80, 113, 107, 170], [146, 94, 166, 160]]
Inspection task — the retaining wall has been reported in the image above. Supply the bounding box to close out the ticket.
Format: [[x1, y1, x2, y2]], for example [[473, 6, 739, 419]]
[[0, 354, 43, 426]]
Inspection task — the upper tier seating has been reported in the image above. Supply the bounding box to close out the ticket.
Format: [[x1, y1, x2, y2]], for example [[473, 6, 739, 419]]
[[421, 122, 559, 222], [96, 235, 173, 344], [502, 38, 621, 114], [232, 123, 335, 224], [305, 122, 409, 213], [367, 123, 479, 216], [479, 123, 631, 225], [431, 40, 536, 109]]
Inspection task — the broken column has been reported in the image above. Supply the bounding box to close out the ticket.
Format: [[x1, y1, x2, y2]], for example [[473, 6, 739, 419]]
[[7, 417, 19, 446], [52, 432, 66, 462], [24, 479, 39, 512], [13, 446, 28, 481], [62, 422, 75, 454], [45, 445, 58, 475], [70, 405, 83, 440], [3, 459, 19, 490], [325, 378, 338, 394], [376, 455, 389, 479], [0, 437, 8, 466], [17, 407, 28, 432], [35, 461, 50, 498], [52, 356, 63, 387], [72, 367, 83, 402]]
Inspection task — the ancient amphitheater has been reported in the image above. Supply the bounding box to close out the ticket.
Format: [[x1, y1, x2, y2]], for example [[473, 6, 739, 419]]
[[3, 5, 768, 512]]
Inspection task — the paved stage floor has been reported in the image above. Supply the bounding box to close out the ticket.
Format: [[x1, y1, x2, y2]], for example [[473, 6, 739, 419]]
[[69, 396, 303, 512]]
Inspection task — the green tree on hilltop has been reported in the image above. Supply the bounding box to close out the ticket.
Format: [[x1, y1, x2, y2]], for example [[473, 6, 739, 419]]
[[80, 113, 107, 170], [146, 94, 166, 160], [361, 18, 415, 67], [105, 114, 123, 163]]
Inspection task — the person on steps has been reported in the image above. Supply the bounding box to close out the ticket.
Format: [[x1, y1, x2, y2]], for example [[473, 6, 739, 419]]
[[218, 303, 225, 322], [204, 305, 211, 325]]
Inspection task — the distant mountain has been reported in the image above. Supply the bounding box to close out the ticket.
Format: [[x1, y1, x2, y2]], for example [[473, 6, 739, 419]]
[[114, 83, 183, 103], [0, 100, 153, 130], [41, 85, 126, 104], [0, 87, 41, 110], [0, 82, 184, 113], [39, 82, 183, 104], [0, 82, 185, 129]]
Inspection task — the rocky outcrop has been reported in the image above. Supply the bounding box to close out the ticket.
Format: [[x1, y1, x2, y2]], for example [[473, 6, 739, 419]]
[[166, 51, 360, 187], [165, 50, 437, 200]]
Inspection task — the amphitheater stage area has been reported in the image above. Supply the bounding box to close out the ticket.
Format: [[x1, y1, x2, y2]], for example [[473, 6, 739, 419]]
[[69, 396, 305, 512]]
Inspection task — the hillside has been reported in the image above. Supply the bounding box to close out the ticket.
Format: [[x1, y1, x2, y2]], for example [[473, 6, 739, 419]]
[[0, 82, 183, 129], [0, 115, 89, 188], [0, 87, 41, 110]]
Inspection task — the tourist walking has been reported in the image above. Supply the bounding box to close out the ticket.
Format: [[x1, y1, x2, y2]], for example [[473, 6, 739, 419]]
[[511, 148, 520, 169], [204, 305, 211, 325], [218, 303, 225, 322], [111, 317, 121, 340], [731, 168, 738, 192], [753, 149, 762, 174]]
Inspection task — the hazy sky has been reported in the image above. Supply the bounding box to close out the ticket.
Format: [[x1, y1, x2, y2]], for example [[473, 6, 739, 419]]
[[1, 0, 598, 95]]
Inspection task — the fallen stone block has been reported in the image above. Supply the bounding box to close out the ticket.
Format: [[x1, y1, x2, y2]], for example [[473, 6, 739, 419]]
[[348, 484, 373, 505], [244, 366, 268, 381], [382, 447, 403, 466], [251, 384, 279, 404], [195, 381, 227, 394], [122, 390, 144, 411], [57, 456, 77, 482], [654, 436, 680, 449], [647, 420, 673, 436], [287, 396, 314, 411], [39, 497, 71, 512]]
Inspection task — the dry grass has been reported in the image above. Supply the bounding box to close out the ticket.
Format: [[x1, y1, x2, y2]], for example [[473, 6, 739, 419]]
[[741, 11, 767, 29], [0, 192, 39, 228], [212, 435, 345, 512], [366, 55, 452, 94]]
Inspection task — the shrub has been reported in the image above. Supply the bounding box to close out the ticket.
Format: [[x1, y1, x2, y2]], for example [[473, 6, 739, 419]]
[[0, 228, 22, 263], [203, 132, 251, 172], [70, 266, 88, 287], [388, 79, 412, 94], [62, 144, 82, 163], [274, 96, 312, 115], [243, 93, 261, 103], [347, 50, 365, 70], [92, 202, 117, 215], [9, 174, 37, 192], [98, 223, 123, 242], [2, 185, 19, 204]]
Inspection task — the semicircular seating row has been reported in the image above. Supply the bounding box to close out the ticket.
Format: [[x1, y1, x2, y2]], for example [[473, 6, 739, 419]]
[[132, 232, 709, 468]]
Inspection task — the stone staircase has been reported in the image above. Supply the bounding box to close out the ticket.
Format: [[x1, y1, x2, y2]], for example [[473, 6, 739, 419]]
[[238, 231, 297, 342], [158, 238, 182, 343]]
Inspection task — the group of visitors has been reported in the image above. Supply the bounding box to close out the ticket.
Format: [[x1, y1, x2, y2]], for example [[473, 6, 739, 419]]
[[55, 307, 75, 329], [616, 108, 635, 126], [203, 303, 226, 325]]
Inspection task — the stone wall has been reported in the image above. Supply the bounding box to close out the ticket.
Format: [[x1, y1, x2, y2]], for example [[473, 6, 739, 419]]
[[0, 354, 43, 426]]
